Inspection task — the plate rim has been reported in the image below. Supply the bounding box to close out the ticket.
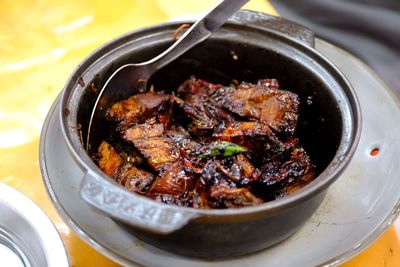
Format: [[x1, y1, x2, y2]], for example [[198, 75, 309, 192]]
[[0, 182, 69, 267]]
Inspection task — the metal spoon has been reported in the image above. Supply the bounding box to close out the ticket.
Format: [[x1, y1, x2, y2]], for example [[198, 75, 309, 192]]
[[86, 0, 249, 151]]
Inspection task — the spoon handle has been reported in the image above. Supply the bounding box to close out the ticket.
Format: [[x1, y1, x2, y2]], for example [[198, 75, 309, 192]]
[[142, 0, 249, 70]]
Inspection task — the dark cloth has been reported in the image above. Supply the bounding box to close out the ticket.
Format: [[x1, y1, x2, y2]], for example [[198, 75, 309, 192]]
[[269, 0, 400, 94]]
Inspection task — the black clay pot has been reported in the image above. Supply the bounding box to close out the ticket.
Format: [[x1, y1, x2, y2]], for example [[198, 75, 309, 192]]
[[60, 10, 361, 258]]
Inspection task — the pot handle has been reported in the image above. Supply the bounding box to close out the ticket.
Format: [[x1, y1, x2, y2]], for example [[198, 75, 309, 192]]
[[80, 171, 198, 234], [230, 10, 315, 47]]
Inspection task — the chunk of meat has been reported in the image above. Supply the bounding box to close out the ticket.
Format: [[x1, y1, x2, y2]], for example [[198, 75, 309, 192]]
[[213, 121, 284, 152], [211, 79, 299, 135], [188, 184, 210, 209], [149, 190, 209, 208], [123, 120, 180, 171], [177, 76, 222, 98], [232, 154, 261, 183], [107, 97, 144, 126], [166, 128, 201, 155], [200, 159, 229, 187], [97, 141, 155, 194], [117, 164, 155, 194], [149, 180, 210, 208], [107, 92, 170, 130], [283, 169, 315, 195], [215, 155, 261, 185], [183, 98, 218, 134], [208, 178, 263, 208], [260, 146, 315, 192], [182, 94, 235, 136], [199, 159, 262, 208], [148, 162, 194, 195], [177, 78, 236, 136], [125, 121, 164, 140], [98, 141, 122, 177], [135, 92, 170, 109], [214, 121, 271, 139], [129, 137, 180, 171]]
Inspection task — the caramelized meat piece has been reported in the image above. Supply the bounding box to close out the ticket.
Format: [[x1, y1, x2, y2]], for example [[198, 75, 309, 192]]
[[210, 187, 263, 208], [147, 162, 201, 207], [200, 159, 262, 208], [135, 92, 170, 109], [150, 190, 208, 208], [129, 137, 180, 171], [260, 146, 315, 195], [107, 97, 144, 126], [150, 194, 187, 207], [211, 79, 299, 135], [148, 163, 194, 195], [182, 96, 218, 134], [208, 178, 263, 208], [117, 164, 155, 194], [213, 121, 284, 152], [177, 78, 236, 136], [188, 184, 210, 209], [125, 120, 164, 140], [107, 92, 170, 130], [97, 141, 155, 194], [282, 170, 315, 195], [165, 128, 205, 176], [200, 159, 227, 187], [214, 121, 271, 140], [98, 141, 122, 177], [124, 120, 180, 171], [177, 76, 222, 98], [215, 155, 260, 185], [166, 127, 201, 155], [182, 94, 235, 136]]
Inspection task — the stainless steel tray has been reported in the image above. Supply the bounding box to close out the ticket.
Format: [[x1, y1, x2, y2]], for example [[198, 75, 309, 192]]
[[39, 39, 400, 267]]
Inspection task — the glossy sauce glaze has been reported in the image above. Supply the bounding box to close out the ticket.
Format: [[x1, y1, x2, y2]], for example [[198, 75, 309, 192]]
[[96, 77, 315, 208]]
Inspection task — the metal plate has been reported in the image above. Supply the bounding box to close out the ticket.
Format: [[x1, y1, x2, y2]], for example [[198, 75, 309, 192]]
[[40, 39, 400, 267], [0, 182, 69, 267]]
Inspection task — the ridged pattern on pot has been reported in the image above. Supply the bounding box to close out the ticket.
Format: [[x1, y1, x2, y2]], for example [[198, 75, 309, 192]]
[[81, 173, 197, 234]]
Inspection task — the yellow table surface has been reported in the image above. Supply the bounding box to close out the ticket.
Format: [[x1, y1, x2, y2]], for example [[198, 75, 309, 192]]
[[0, 0, 399, 266]]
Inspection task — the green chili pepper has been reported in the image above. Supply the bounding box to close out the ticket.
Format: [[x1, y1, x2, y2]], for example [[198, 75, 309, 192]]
[[199, 141, 246, 158]]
